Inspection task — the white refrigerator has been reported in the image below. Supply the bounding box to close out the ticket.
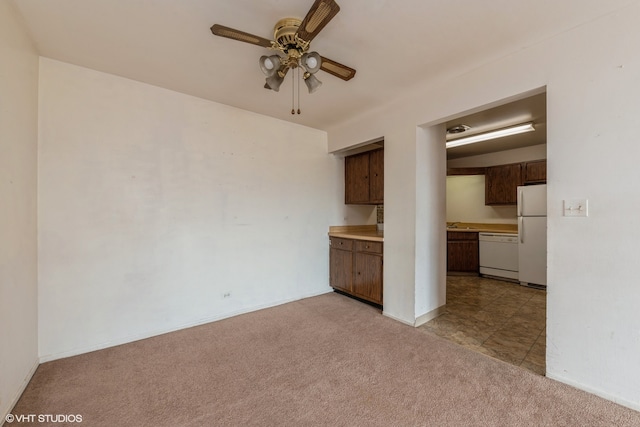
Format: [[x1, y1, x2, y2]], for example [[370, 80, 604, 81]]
[[517, 184, 547, 287]]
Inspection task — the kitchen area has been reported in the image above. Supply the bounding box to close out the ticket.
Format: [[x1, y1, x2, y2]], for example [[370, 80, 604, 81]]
[[426, 91, 548, 375], [446, 162, 547, 288], [444, 92, 547, 288]]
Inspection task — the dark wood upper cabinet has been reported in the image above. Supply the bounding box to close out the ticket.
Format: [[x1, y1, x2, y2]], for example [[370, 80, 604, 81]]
[[368, 149, 384, 204], [484, 160, 546, 205], [345, 149, 384, 205], [485, 163, 523, 205], [523, 159, 547, 184], [345, 153, 370, 204]]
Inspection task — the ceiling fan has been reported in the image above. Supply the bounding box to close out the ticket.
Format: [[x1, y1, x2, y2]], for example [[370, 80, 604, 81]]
[[210, 0, 356, 114]]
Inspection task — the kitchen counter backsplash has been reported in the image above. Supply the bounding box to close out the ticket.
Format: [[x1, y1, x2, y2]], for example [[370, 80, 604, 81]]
[[376, 205, 384, 224]]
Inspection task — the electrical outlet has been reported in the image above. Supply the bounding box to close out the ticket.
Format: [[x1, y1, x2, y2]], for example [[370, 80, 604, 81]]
[[563, 199, 588, 217]]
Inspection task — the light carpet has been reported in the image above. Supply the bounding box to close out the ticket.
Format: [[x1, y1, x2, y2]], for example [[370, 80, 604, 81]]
[[9, 293, 640, 426]]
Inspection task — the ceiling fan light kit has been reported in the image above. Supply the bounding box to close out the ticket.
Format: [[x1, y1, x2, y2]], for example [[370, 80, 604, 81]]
[[210, 0, 356, 114]]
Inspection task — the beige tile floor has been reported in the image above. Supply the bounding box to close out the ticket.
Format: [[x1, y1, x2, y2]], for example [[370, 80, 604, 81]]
[[419, 275, 546, 375]]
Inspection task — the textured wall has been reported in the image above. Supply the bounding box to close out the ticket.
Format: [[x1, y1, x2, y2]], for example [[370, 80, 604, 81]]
[[0, 1, 39, 420], [37, 58, 342, 361]]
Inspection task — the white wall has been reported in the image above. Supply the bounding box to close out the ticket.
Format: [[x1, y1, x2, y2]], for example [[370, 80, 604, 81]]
[[37, 58, 341, 361], [0, 1, 39, 419], [327, 3, 640, 411], [447, 143, 547, 168], [414, 125, 447, 324], [446, 176, 517, 224]]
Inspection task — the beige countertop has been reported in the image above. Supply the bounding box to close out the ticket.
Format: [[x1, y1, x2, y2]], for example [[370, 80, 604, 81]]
[[328, 225, 383, 242], [328, 223, 516, 242], [446, 222, 518, 234]]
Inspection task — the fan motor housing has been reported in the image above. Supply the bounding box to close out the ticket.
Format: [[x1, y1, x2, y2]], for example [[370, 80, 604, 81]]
[[274, 18, 302, 49]]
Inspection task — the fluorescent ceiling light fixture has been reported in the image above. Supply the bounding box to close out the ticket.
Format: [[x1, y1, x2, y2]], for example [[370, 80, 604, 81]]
[[446, 122, 535, 149]]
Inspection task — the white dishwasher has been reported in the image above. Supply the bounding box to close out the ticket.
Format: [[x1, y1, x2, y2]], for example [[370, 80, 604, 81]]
[[479, 233, 519, 281]]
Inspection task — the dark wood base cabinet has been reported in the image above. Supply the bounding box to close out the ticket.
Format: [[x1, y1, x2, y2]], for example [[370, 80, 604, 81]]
[[447, 231, 479, 273], [329, 237, 383, 305]]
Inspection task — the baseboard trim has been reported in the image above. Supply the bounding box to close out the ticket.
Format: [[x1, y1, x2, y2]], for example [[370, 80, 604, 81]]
[[38, 289, 333, 363], [1, 358, 39, 426], [382, 311, 415, 326], [383, 305, 446, 328], [414, 305, 446, 327], [546, 372, 640, 412]]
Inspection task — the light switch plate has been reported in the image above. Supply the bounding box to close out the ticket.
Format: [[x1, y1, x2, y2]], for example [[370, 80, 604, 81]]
[[563, 199, 588, 217]]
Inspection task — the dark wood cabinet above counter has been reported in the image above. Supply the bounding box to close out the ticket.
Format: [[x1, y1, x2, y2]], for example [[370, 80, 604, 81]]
[[523, 159, 547, 184], [485, 163, 522, 205], [345, 148, 384, 205]]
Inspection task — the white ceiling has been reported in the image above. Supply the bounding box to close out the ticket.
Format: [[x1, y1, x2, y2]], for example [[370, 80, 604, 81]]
[[10, 0, 634, 130]]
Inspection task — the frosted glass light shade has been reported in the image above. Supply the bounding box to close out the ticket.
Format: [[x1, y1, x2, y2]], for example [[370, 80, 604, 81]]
[[265, 74, 284, 92], [303, 72, 322, 93], [301, 52, 321, 74], [259, 55, 282, 77]]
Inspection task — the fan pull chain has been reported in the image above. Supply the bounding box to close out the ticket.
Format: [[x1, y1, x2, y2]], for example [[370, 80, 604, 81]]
[[290, 68, 303, 115], [291, 69, 295, 115], [297, 68, 301, 114]]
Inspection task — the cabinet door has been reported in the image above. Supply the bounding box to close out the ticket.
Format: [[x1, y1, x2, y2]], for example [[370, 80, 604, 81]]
[[485, 163, 522, 205], [353, 253, 383, 304], [330, 247, 352, 292], [345, 153, 370, 204], [369, 149, 384, 204], [523, 160, 546, 184], [447, 241, 479, 272]]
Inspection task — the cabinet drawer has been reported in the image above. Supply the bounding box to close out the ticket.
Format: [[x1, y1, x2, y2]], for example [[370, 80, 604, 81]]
[[447, 231, 479, 241], [355, 240, 383, 254], [330, 237, 353, 251]]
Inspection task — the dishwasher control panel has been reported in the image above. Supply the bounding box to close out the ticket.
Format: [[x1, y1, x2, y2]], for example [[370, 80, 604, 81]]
[[478, 233, 518, 243]]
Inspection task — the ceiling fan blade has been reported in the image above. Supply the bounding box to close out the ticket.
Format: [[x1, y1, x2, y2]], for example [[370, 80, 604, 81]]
[[320, 56, 356, 81], [210, 24, 272, 48], [295, 0, 340, 42]]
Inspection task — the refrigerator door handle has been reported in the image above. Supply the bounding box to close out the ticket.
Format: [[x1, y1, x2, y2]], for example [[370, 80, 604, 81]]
[[518, 187, 523, 217], [519, 217, 524, 243]]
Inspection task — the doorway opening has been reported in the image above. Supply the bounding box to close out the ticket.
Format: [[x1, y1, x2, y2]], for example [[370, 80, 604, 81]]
[[418, 89, 548, 375]]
